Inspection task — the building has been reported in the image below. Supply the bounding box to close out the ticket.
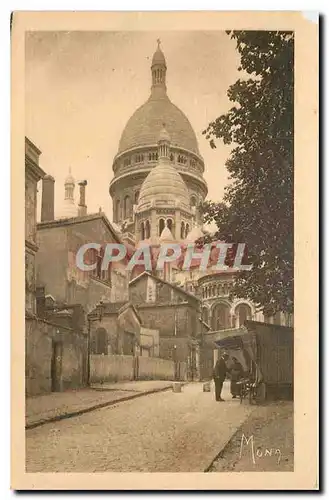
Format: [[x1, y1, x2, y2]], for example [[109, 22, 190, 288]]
[[25, 138, 88, 395], [25, 137, 45, 314], [36, 176, 128, 312], [109, 40, 208, 237]]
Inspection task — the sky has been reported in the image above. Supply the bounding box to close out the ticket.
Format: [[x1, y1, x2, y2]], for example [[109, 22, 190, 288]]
[[25, 30, 241, 221]]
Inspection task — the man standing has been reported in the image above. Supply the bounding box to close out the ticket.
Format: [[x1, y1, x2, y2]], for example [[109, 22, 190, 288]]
[[213, 352, 229, 401]]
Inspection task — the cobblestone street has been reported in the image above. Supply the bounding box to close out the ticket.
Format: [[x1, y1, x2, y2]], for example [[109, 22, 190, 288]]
[[26, 382, 254, 472]]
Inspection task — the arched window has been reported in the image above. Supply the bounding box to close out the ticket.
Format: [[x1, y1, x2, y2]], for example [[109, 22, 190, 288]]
[[94, 328, 107, 355], [167, 219, 173, 231], [190, 195, 197, 207], [115, 200, 120, 221], [141, 222, 145, 241], [134, 190, 140, 204], [170, 153, 174, 162], [185, 223, 190, 238], [212, 303, 230, 331], [124, 195, 131, 219], [180, 221, 185, 239], [202, 307, 209, 325], [145, 220, 151, 239], [159, 218, 165, 236], [235, 303, 252, 327]]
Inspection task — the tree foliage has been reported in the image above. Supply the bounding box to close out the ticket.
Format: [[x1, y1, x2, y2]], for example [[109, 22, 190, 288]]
[[202, 31, 294, 315]]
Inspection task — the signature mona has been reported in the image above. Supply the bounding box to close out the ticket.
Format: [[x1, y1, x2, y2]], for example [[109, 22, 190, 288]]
[[239, 434, 282, 465]]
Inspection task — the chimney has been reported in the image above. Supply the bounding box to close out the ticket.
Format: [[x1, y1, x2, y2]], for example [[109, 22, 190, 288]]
[[78, 180, 87, 217], [41, 174, 55, 221]]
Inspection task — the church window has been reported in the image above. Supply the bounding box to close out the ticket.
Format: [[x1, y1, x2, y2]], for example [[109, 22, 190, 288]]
[[135, 154, 144, 164], [134, 190, 140, 204], [115, 199, 120, 221], [145, 220, 151, 239], [190, 195, 197, 207], [212, 303, 230, 331], [185, 223, 190, 238], [123, 195, 131, 219], [159, 218, 165, 236], [235, 303, 252, 328], [167, 219, 173, 231], [124, 157, 131, 167], [141, 222, 145, 240], [180, 221, 185, 239], [170, 153, 174, 162]]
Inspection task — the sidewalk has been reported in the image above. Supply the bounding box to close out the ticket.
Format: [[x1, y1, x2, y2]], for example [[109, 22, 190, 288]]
[[26, 380, 175, 429], [209, 401, 294, 472]]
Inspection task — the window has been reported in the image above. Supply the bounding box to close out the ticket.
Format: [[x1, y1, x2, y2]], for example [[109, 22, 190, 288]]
[[115, 199, 120, 221], [123, 157, 131, 167], [134, 191, 140, 204], [185, 223, 190, 238], [135, 154, 144, 164], [145, 220, 150, 239], [202, 307, 209, 325], [140, 222, 145, 240], [170, 153, 174, 162], [167, 219, 173, 232], [235, 303, 252, 327], [190, 195, 197, 207], [212, 303, 230, 331], [123, 195, 131, 219], [159, 218, 165, 236]]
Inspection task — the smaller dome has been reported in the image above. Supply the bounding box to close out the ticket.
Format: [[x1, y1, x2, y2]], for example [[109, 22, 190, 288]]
[[160, 226, 174, 242], [152, 45, 166, 66], [185, 225, 204, 243], [137, 161, 190, 212]]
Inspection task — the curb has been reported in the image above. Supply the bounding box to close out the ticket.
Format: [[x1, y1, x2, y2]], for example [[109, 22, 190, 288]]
[[26, 384, 173, 430], [203, 406, 258, 472]]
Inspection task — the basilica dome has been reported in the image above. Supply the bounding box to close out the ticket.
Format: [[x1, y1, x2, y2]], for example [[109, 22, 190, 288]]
[[137, 160, 190, 211], [118, 96, 200, 156]]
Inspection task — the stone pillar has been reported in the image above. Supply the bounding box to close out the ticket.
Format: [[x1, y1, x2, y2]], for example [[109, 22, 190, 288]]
[[175, 209, 181, 240], [150, 208, 158, 242]]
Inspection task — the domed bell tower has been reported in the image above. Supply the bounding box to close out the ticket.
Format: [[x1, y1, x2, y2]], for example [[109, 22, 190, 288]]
[[151, 39, 167, 98]]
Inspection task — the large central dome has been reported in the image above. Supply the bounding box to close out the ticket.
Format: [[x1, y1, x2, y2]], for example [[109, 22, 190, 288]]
[[118, 95, 200, 155], [117, 41, 200, 156]]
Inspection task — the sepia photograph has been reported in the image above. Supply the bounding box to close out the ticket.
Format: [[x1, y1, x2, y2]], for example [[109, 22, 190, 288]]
[[11, 11, 318, 490]]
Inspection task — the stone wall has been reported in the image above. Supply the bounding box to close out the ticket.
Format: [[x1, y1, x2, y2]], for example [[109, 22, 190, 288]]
[[25, 316, 87, 396], [90, 355, 178, 383], [137, 356, 175, 380], [25, 317, 53, 395], [90, 354, 135, 383]]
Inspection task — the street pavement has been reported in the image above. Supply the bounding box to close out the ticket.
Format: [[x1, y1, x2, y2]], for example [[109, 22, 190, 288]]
[[26, 380, 173, 428], [26, 381, 254, 472]]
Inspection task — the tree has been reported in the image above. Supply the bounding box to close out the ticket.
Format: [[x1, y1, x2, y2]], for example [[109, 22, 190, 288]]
[[202, 31, 294, 316]]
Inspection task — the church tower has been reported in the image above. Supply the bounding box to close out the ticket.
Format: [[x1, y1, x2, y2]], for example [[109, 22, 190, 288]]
[[61, 168, 78, 218], [135, 125, 193, 244], [109, 41, 208, 240]]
